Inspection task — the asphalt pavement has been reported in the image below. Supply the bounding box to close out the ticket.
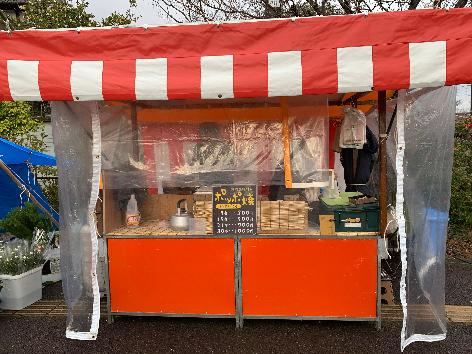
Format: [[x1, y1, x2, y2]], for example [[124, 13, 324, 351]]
[[2, 314, 471, 354], [1, 258, 471, 354]]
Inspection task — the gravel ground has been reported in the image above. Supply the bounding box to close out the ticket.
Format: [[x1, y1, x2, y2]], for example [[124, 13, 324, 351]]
[[1, 315, 471, 354]]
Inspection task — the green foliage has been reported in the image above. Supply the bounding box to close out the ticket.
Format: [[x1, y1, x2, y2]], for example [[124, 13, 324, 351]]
[[12, 0, 139, 29], [0, 102, 46, 152], [449, 116, 472, 239], [41, 180, 59, 213], [101, 10, 138, 27], [0, 203, 51, 241], [36, 166, 59, 212], [13, 0, 96, 29]]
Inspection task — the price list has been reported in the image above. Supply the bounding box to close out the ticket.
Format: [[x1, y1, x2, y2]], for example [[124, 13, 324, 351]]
[[212, 185, 257, 236]]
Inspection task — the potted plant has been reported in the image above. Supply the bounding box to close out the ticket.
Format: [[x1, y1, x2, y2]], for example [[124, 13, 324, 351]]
[[0, 229, 50, 310]]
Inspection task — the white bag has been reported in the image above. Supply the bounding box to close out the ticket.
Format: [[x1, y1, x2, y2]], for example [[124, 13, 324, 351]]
[[339, 107, 367, 149]]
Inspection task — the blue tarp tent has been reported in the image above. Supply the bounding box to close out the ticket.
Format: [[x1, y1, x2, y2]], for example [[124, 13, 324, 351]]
[[0, 137, 59, 222]]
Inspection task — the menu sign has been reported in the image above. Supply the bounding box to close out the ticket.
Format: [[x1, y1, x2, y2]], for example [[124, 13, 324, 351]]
[[212, 185, 257, 235]]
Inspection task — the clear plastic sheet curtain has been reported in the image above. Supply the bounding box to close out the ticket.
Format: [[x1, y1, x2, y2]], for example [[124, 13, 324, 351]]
[[100, 96, 329, 191], [396, 87, 456, 350], [52, 102, 101, 340]]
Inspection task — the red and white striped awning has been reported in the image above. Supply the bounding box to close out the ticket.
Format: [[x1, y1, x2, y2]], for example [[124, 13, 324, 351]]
[[1, 8, 471, 102]]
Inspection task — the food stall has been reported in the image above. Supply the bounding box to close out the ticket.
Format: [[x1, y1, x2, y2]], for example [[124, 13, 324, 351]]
[[100, 96, 381, 328], [0, 8, 468, 350]]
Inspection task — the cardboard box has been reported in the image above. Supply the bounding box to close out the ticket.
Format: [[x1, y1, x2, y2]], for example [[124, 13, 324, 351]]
[[319, 214, 336, 235]]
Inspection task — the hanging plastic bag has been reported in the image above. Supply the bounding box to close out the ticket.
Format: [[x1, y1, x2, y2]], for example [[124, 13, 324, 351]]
[[339, 107, 367, 149]]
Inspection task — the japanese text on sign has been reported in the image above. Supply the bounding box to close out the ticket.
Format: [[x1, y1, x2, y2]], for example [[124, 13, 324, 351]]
[[212, 185, 257, 235]]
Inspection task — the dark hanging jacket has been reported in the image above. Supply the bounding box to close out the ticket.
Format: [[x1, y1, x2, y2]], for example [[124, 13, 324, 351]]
[[340, 126, 378, 194]]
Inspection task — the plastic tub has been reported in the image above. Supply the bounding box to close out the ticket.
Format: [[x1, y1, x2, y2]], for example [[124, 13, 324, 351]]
[[0, 266, 42, 310]]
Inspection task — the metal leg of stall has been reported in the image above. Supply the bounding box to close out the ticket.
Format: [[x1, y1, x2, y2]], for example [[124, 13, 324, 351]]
[[234, 237, 244, 329], [104, 237, 114, 324], [376, 237, 382, 331]]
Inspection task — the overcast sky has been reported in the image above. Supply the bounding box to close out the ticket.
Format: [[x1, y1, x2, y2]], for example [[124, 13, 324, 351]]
[[457, 85, 471, 113], [87, 0, 167, 25]]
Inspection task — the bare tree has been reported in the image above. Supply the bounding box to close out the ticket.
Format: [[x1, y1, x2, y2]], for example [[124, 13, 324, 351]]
[[153, 0, 470, 23]]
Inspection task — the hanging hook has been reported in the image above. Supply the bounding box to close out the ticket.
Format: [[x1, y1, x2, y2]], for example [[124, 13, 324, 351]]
[[19, 185, 27, 207]]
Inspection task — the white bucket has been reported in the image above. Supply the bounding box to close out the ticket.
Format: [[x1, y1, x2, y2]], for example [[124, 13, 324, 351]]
[[0, 266, 42, 310]]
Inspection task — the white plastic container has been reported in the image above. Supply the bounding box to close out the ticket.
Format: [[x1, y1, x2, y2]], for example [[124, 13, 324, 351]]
[[126, 193, 140, 227], [0, 266, 42, 310]]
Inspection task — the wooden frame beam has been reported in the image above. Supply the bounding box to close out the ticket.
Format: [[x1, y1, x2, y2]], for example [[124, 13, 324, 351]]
[[280, 97, 293, 188], [378, 91, 388, 234]]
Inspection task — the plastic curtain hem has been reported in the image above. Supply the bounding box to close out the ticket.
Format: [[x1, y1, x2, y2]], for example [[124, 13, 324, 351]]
[[397, 89, 409, 351]]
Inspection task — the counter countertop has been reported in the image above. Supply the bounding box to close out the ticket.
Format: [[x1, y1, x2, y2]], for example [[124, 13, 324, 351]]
[[106, 220, 379, 238]]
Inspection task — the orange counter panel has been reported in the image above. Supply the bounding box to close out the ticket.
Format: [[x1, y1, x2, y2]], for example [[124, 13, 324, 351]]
[[108, 238, 235, 315], [241, 238, 377, 318]]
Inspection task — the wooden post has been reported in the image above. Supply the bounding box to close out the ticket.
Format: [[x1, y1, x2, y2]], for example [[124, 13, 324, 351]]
[[378, 91, 388, 234], [280, 97, 293, 188], [0, 158, 59, 227]]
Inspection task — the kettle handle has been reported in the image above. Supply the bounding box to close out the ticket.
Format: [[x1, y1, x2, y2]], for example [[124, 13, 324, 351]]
[[177, 198, 188, 214]]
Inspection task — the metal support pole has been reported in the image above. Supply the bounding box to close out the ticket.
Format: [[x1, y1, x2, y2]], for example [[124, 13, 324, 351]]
[[378, 91, 388, 235], [104, 237, 114, 324], [234, 237, 243, 329], [0, 157, 59, 227], [376, 237, 382, 331]]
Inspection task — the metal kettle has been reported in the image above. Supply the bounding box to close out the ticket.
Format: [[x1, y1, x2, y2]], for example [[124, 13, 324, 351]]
[[170, 199, 190, 231]]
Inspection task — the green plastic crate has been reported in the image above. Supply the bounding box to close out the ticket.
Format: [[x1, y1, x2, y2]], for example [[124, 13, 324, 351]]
[[319, 199, 379, 232]]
